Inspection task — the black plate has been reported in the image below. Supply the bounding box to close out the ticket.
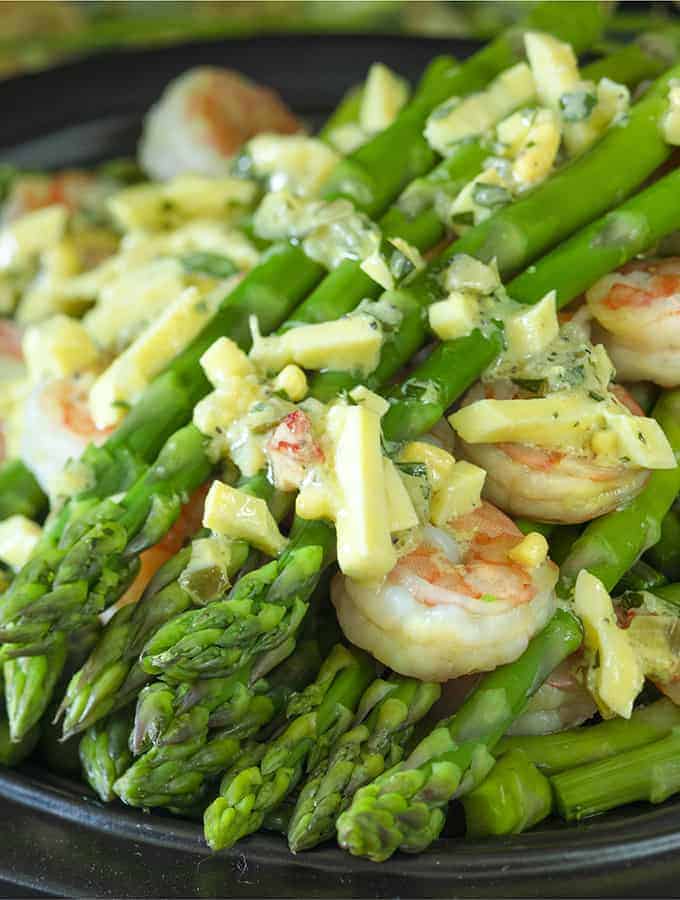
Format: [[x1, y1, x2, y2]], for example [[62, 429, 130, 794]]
[[0, 34, 679, 899]]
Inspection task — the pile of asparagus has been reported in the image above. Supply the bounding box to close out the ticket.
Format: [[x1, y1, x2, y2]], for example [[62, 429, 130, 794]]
[[1, 0, 680, 862]]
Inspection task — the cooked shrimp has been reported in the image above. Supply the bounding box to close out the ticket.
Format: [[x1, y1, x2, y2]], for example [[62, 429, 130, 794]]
[[506, 657, 597, 735], [115, 481, 211, 610], [2, 171, 100, 224], [139, 67, 302, 180], [19, 375, 113, 494], [457, 382, 649, 524], [265, 409, 324, 491], [586, 257, 680, 387], [332, 502, 557, 682]]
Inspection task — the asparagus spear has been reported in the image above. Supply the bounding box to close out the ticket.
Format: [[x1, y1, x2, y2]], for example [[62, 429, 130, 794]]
[[3, 638, 67, 742], [0, 461, 47, 523], [552, 730, 680, 821], [495, 698, 680, 775], [287, 677, 441, 852], [57, 473, 287, 739], [0, 57, 450, 643], [646, 507, 680, 581], [140, 167, 680, 683], [203, 644, 375, 851], [0, 12, 620, 732], [115, 637, 325, 810], [461, 748, 553, 838], [336, 609, 582, 862], [0, 716, 39, 766], [559, 390, 680, 594], [79, 706, 135, 802], [615, 560, 668, 593]]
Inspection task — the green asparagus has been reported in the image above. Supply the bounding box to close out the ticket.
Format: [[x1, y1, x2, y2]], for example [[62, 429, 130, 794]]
[[204, 644, 375, 850], [559, 390, 680, 594], [495, 698, 680, 775], [552, 729, 680, 821], [336, 609, 582, 861], [114, 637, 324, 810], [80, 706, 135, 802], [461, 748, 553, 838], [646, 507, 680, 581], [288, 677, 441, 852], [0, 461, 47, 523]]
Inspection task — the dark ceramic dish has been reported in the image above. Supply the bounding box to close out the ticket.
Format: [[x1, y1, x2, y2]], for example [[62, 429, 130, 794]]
[[0, 34, 678, 899]]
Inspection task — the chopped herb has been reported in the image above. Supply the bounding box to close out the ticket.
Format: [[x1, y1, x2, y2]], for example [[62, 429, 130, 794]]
[[180, 252, 238, 279], [588, 391, 605, 402], [638, 431, 647, 444], [559, 90, 597, 122], [472, 182, 512, 209]]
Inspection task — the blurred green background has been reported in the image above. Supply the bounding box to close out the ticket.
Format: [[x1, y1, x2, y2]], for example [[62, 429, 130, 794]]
[[1, 0, 676, 79]]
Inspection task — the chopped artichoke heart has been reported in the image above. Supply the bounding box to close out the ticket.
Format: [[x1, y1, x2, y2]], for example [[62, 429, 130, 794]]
[[246, 134, 339, 197], [327, 122, 367, 156], [524, 31, 580, 112], [360, 250, 394, 290], [574, 570, 643, 719], [602, 410, 676, 469], [428, 290, 479, 341], [662, 80, 680, 146], [273, 364, 308, 401], [504, 290, 559, 359], [563, 78, 630, 158], [250, 314, 382, 376], [203, 480, 287, 557], [193, 377, 263, 443], [383, 458, 419, 533], [430, 460, 485, 526], [398, 441, 456, 490], [109, 175, 257, 230], [626, 613, 679, 684], [450, 392, 676, 469], [253, 191, 381, 270], [449, 166, 511, 224], [90, 283, 225, 429], [360, 63, 410, 134], [332, 404, 396, 581], [508, 532, 549, 569], [349, 385, 390, 417], [179, 534, 235, 603], [425, 62, 535, 154], [444, 254, 500, 295], [82, 258, 187, 352], [200, 336, 255, 387], [22, 314, 100, 383], [0, 205, 68, 270], [296, 478, 336, 522], [511, 108, 561, 189], [0, 515, 43, 571]]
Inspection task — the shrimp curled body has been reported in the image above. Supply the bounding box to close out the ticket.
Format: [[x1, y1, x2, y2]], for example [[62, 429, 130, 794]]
[[140, 67, 302, 180], [457, 382, 649, 524], [332, 502, 557, 682], [587, 257, 680, 388]]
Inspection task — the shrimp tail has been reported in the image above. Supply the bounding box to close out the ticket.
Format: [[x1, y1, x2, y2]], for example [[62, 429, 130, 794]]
[[337, 609, 583, 862]]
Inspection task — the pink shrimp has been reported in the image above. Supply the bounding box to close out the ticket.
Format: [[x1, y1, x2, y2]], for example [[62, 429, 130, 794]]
[[265, 409, 324, 491], [19, 375, 113, 494], [332, 501, 557, 682], [139, 67, 303, 180], [457, 381, 650, 524], [586, 257, 680, 387], [116, 481, 211, 610]]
